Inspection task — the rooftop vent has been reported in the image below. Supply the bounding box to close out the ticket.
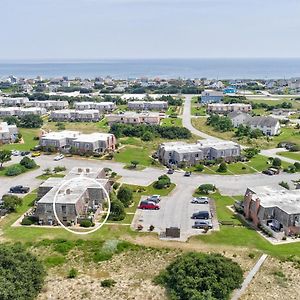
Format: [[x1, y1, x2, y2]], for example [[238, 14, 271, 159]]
[[66, 188, 71, 195], [78, 168, 82, 173], [86, 168, 90, 173]]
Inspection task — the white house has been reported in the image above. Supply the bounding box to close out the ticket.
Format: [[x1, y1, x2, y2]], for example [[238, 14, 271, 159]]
[[0, 122, 19, 144]]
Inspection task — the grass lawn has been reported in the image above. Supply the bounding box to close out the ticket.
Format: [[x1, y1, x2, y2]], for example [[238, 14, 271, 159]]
[[249, 98, 300, 110], [191, 118, 300, 150], [42, 120, 109, 133], [278, 151, 300, 161], [1, 128, 40, 151], [36, 173, 66, 180], [191, 117, 235, 140], [114, 145, 154, 167], [161, 117, 182, 127], [166, 106, 182, 116]]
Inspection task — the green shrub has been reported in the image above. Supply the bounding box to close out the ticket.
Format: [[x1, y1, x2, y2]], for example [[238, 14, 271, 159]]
[[117, 186, 133, 207], [67, 268, 78, 278], [101, 279, 116, 288], [20, 156, 37, 169], [197, 184, 216, 195], [217, 162, 227, 173], [53, 166, 66, 173], [80, 219, 94, 228], [2, 194, 23, 212], [0, 244, 45, 299], [155, 252, 243, 300], [21, 217, 34, 226], [108, 199, 125, 221], [195, 164, 204, 172], [5, 164, 26, 176], [93, 251, 113, 262], [248, 253, 256, 259]]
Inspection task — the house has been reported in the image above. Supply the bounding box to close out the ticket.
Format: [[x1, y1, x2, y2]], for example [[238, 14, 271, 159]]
[[0, 122, 18, 144], [207, 103, 252, 114], [26, 100, 69, 110], [74, 102, 116, 112], [158, 140, 241, 166], [0, 97, 29, 106], [35, 167, 111, 226], [200, 90, 224, 104], [243, 186, 300, 238], [106, 111, 164, 125], [39, 130, 116, 154], [223, 87, 237, 94], [127, 101, 168, 111], [50, 109, 100, 122], [228, 112, 281, 136], [0, 107, 46, 117]]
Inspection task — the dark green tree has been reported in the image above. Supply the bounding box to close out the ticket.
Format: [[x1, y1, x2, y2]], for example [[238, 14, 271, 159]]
[[0, 150, 12, 168], [117, 186, 133, 207]]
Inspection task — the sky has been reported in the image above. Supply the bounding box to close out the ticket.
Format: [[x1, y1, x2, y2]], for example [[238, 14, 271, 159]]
[[1, 0, 300, 60]]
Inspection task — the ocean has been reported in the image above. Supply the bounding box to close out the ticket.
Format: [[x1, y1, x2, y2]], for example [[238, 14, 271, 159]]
[[0, 58, 300, 79]]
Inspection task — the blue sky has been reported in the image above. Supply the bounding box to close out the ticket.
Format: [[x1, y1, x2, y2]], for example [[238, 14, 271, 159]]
[[1, 0, 300, 59]]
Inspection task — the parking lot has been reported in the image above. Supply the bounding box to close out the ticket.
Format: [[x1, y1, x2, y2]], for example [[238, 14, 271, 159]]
[[132, 178, 220, 241]]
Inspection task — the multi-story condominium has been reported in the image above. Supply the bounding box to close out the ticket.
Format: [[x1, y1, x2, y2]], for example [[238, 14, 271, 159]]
[[35, 167, 111, 226], [200, 90, 224, 104], [0, 122, 18, 144], [207, 103, 252, 114], [0, 97, 29, 106], [0, 107, 46, 117], [243, 186, 300, 238], [26, 100, 69, 110], [106, 111, 164, 125], [74, 102, 116, 112], [50, 109, 100, 122], [228, 112, 281, 136], [39, 130, 116, 153], [127, 101, 168, 111], [158, 139, 241, 166]]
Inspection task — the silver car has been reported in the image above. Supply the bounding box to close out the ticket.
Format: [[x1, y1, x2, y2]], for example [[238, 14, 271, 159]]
[[191, 197, 209, 204]]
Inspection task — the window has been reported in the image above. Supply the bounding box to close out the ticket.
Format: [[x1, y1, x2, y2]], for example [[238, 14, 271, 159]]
[[62, 205, 66, 214]]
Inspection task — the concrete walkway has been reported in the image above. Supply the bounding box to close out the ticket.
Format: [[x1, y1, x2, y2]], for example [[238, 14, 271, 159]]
[[231, 254, 268, 300]]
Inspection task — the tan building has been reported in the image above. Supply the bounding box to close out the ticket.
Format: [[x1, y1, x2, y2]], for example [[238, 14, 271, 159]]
[[207, 103, 252, 114], [106, 111, 164, 125]]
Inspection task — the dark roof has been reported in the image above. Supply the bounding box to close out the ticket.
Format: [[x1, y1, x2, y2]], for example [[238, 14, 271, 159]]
[[246, 116, 279, 127]]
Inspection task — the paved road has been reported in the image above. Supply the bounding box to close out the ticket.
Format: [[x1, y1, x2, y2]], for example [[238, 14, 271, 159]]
[[182, 95, 222, 140], [260, 148, 299, 164]]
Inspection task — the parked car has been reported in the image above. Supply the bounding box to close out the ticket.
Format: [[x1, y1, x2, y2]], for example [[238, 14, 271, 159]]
[[262, 168, 279, 176], [20, 151, 30, 156], [54, 154, 64, 161], [11, 150, 20, 156], [138, 200, 160, 210], [167, 168, 174, 174], [147, 195, 161, 203], [184, 171, 192, 177], [191, 197, 209, 204], [31, 151, 41, 157], [193, 220, 213, 229], [191, 211, 210, 219], [9, 185, 30, 194]]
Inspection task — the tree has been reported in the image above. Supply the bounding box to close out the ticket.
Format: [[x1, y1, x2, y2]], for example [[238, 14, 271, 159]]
[[153, 175, 171, 189], [198, 184, 216, 195], [130, 160, 139, 168], [217, 162, 227, 173], [109, 198, 125, 221], [19, 114, 43, 128], [154, 252, 243, 300], [0, 150, 12, 168], [272, 157, 282, 167], [244, 148, 260, 159], [141, 131, 153, 141], [20, 156, 37, 169], [3, 116, 19, 126], [117, 186, 133, 207], [0, 244, 45, 300], [2, 194, 23, 212]]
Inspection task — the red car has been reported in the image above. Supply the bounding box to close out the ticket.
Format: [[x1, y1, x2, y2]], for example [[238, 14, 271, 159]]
[[138, 200, 160, 210]]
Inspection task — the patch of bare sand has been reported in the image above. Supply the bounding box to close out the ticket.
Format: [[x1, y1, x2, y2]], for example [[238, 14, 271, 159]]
[[37, 236, 259, 300], [241, 256, 300, 300]]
